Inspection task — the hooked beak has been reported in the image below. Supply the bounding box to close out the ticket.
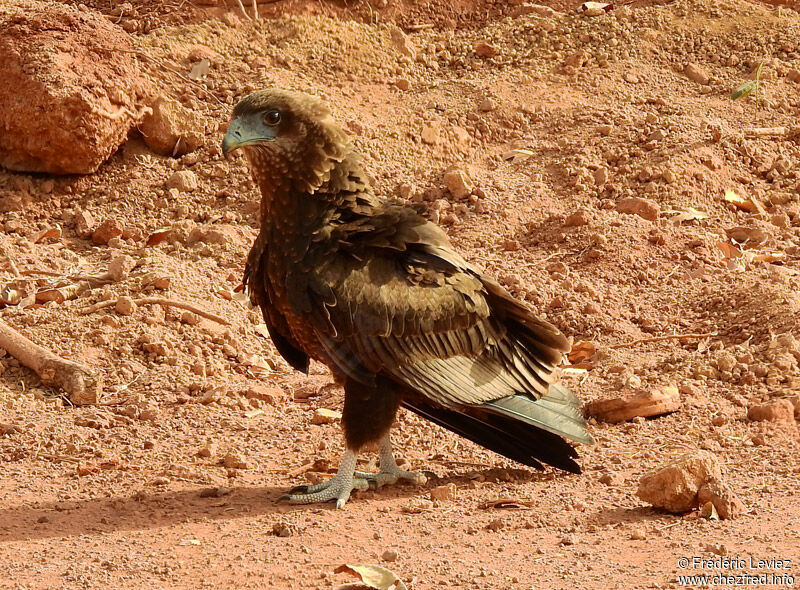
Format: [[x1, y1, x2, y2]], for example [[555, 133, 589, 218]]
[[222, 117, 273, 155]]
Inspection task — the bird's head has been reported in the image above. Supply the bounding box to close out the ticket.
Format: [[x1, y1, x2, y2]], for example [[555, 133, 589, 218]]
[[222, 88, 351, 194]]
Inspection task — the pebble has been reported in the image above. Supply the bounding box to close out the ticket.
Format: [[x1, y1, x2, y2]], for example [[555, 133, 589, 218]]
[[747, 399, 795, 423], [421, 124, 440, 145], [245, 385, 283, 404], [311, 408, 342, 425], [474, 41, 498, 58], [479, 97, 496, 112], [616, 197, 660, 221], [166, 170, 198, 192], [564, 209, 592, 227], [486, 518, 505, 532], [115, 296, 137, 316], [107, 255, 136, 281], [92, 218, 124, 245], [222, 450, 250, 469], [381, 549, 399, 562], [630, 528, 647, 540], [443, 168, 473, 199], [389, 26, 415, 59], [74, 210, 96, 238], [684, 62, 710, 85]]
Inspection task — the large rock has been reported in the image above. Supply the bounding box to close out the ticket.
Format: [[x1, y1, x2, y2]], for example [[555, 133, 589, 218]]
[[0, 1, 151, 174]]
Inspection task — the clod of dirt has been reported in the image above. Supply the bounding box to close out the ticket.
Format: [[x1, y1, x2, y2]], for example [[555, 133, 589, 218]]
[[747, 399, 796, 423], [138, 95, 206, 157], [92, 218, 124, 245], [616, 197, 660, 221], [166, 170, 199, 192], [115, 297, 137, 316], [637, 450, 741, 518], [108, 255, 136, 282], [0, 1, 151, 173], [684, 62, 711, 85], [429, 483, 457, 502], [380, 549, 399, 562], [443, 167, 473, 199], [312, 408, 342, 425], [585, 387, 681, 423]]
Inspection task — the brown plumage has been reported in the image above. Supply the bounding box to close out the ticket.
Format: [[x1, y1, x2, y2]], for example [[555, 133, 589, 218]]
[[222, 89, 593, 507]]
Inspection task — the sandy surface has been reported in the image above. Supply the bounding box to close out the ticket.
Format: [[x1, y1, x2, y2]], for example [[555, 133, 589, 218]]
[[1, 0, 800, 587]]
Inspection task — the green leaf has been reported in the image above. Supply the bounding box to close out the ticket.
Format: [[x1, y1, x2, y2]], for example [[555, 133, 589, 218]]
[[731, 80, 756, 100]]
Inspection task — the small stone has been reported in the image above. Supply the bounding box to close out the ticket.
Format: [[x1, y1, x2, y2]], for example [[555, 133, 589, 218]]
[[166, 170, 198, 192], [486, 518, 505, 532], [115, 296, 137, 316], [107, 255, 136, 281], [616, 197, 660, 221], [272, 522, 294, 537], [396, 183, 414, 199], [142, 274, 171, 290], [222, 450, 250, 469], [429, 483, 457, 502], [92, 218, 124, 245], [593, 167, 609, 186], [198, 486, 231, 498], [599, 472, 623, 486], [630, 528, 647, 540], [74, 210, 96, 239], [139, 95, 205, 157], [474, 41, 498, 58], [311, 408, 342, 425], [637, 450, 723, 513], [381, 549, 399, 562], [395, 78, 411, 91], [564, 209, 592, 227], [389, 26, 416, 59], [479, 97, 496, 112], [788, 69, 800, 84], [559, 534, 576, 545], [747, 399, 795, 423], [443, 168, 473, 199], [245, 385, 283, 404], [684, 62, 710, 85], [196, 444, 215, 458], [623, 72, 639, 84], [152, 476, 170, 486], [421, 124, 440, 145]]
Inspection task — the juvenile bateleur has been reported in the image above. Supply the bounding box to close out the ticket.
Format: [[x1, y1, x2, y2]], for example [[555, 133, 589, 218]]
[[222, 89, 594, 508]]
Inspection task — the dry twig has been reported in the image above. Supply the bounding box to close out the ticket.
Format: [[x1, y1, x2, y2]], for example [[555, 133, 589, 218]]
[[0, 319, 101, 405], [611, 332, 717, 349], [82, 297, 230, 325]]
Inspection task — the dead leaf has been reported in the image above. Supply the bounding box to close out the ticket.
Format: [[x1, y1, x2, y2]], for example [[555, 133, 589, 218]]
[[716, 241, 747, 271], [568, 340, 597, 365], [723, 190, 754, 212], [334, 565, 408, 590], [700, 501, 719, 520], [254, 323, 271, 339], [752, 251, 787, 264], [503, 148, 535, 163], [33, 225, 62, 243], [146, 228, 172, 246], [480, 498, 536, 510], [664, 206, 708, 224]]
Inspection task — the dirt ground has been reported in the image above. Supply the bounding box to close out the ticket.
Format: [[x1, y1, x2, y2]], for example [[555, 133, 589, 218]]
[[2, 0, 800, 588]]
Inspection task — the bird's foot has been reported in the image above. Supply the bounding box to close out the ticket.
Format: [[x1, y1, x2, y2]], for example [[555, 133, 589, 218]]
[[281, 473, 370, 508], [353, 466, 432, 489]]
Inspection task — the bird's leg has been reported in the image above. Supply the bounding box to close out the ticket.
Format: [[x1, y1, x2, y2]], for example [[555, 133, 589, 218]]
[[353, 434, 430, 489], [281, 449, 370, 509]]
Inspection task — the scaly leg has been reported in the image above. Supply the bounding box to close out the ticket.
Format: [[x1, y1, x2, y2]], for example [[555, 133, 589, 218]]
[[354, 434, 430, 488], [280, 449, 369, 509]]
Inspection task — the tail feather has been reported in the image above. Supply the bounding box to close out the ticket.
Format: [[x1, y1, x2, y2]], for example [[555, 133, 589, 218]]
[[402, 398, 583, 473], [484, 383, 595, 445]]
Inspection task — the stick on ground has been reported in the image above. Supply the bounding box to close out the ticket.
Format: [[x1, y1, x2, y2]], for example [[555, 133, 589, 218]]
[[0, 319, 101, 405], [81, 297, 231, 325]]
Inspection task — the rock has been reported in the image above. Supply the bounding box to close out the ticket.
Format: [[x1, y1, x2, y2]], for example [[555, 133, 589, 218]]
[[564, 209, 592, 227], [245, 385, 283, 404], [107, 255, 136, 281], [139, 95, 205, 157], [0, 1, 151, 174], [395, 78, 411, 91], [697, 480, 745, 520], [616, 197, 660, 221], [475, 41, 499, 58], [272, 521, 294, 537], [443, 168, 473, 199], [222, 450, 250, 469], [788, 395, 800, 419], [479, 97, 496, 112], [788, 69, 800, 84], [74, 210, 96, 239], [381, 549, 399, 562], [586, 387, 680, 423], [92, 218, 124, 245], [637, 450, 723, 513], [593, 167, 609, 186], [196, 444, 216, 458], [725, 226, 768, 245], [311, 408, 342, 425], [142, 274, 171, 290], [421, 124, 440, 145], [684, 62, 710, 85], [630, 528, 647, 540], [389, 26, 415, 59], [747, 399, 795, 423], [598, 472, 624, 486], [115, 296, 137, 316], [429, 483, 457, 502], [166, 170, 199, 192]]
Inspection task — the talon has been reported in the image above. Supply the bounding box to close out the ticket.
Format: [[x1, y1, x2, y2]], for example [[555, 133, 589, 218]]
[[288, 484, 310, 494]]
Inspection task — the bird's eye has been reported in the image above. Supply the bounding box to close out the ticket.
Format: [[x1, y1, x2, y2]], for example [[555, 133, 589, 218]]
[[264, 110, 281, 126]]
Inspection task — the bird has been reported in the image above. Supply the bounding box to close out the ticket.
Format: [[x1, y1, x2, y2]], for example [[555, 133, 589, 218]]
[[222, 88, 594, 508]]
